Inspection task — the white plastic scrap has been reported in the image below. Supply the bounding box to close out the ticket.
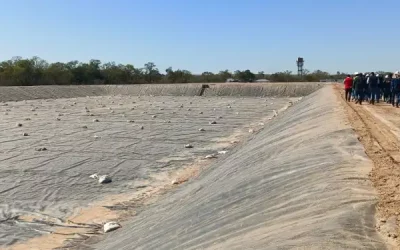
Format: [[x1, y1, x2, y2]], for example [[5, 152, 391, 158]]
[[205, 154, 217, 159], [90, 173, 112, 184], [103, 222, 121, 233]]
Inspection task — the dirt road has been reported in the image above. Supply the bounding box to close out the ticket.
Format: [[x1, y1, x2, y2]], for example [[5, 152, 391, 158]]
[[334, 84, 400, 246]]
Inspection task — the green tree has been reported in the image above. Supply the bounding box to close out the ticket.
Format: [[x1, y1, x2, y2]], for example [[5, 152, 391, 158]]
[[144, 62, 161, 83], [201, 71, 214, 82]]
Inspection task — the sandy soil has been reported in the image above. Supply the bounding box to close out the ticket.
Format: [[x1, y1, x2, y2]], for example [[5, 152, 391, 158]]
[[0, 94, 295, 249], [334, 85, 400, 248], [90, 86, 386, 250]]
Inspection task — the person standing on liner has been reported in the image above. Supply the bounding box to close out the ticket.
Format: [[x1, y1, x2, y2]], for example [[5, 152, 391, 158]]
[[343, 74, 353, 101]]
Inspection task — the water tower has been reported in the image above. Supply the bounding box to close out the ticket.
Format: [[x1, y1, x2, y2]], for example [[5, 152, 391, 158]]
[[296, 57, 304, 77]]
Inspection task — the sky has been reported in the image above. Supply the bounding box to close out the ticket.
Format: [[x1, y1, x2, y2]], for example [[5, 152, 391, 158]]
[[1, 0, 399, 74]]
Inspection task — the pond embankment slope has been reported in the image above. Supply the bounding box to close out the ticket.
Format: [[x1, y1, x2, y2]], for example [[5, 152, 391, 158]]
[[91, 86, 387, 250]]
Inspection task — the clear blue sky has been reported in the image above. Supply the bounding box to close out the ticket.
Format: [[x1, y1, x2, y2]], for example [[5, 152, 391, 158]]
[[1, 0, 399, 74]]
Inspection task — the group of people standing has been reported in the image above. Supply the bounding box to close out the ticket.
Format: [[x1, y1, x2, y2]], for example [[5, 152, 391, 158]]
[[343, 72, 400, 107]]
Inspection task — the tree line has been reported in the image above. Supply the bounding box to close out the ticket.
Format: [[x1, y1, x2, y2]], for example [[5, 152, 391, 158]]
[[0, 56, 378, 86]]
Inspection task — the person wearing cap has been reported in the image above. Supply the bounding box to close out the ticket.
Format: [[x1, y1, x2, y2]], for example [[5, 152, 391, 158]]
[[383, 75, 392, 102], [343, 74, 353, 101], [368, 72, 378, 105], [363, 73, 370, 102], [353, 72, 364, 104]]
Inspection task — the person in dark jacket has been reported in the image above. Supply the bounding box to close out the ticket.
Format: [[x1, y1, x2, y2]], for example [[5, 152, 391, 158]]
[[376, 74, 383, 102], [392, 72, 400, 107], [368, 72, 378, 104], [383, 75, 392, 102], [363, 73, 370, 102], [353, 72, 364, 104]]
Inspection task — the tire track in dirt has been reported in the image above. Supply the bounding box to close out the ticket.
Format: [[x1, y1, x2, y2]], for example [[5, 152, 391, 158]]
[[334, 84, 400, 246]]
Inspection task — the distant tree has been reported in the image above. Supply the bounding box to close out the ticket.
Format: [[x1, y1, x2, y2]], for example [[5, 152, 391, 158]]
[[218, 70, 232, 82], [201, 71, 214, 82], [256, 71, 265, 79]]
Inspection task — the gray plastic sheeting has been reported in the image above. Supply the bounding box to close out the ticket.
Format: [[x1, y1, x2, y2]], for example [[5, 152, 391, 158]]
[[96, 87, 386, 250]]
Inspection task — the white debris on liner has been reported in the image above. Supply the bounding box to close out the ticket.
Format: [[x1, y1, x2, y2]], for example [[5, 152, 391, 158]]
[[249, 129, 254, 133], [273, 110, 278, 117], [185, 144, 193, 148], [94, 135, 100, 139], [171, 179, 179, 185], [90, 173, 112, 184], [205, 154, 217, 159], [198, 128, 205, 132], [22, 132, 29, 136], [103, 222, 121, 233], [98, 175, 112, 184], [218, 150, 228, 155]]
